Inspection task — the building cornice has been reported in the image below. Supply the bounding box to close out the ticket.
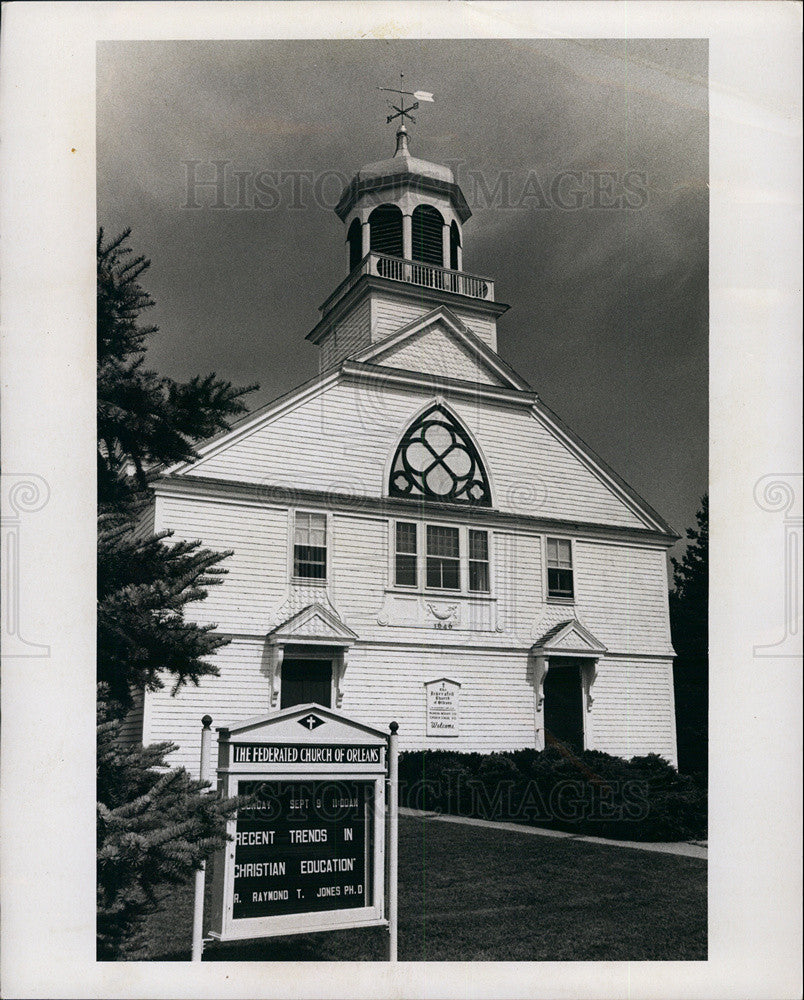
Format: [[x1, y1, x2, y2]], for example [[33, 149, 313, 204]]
[[335, 170, 472, 223], [308, 273, 510, 342], [210, 632, 677, 659], [153, 473, 680, 547], [340, 360, 539, 408]]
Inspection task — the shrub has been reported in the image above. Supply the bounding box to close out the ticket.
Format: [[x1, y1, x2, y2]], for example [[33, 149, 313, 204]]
[[397, 748, 706, 842]]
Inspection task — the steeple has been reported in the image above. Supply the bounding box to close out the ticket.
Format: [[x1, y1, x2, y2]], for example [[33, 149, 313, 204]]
[[307, 127, 509, 369]]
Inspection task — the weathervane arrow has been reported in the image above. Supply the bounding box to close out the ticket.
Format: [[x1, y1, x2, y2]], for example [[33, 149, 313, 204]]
[[378, 74, 434, 129]]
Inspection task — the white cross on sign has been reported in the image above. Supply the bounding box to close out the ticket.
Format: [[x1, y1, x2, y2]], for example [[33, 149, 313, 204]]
[[303, 716, 317, 730]]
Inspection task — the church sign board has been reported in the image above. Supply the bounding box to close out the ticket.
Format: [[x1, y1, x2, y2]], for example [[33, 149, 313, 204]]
[[425, 678, 461, 737], [208, 705, 390, 942]]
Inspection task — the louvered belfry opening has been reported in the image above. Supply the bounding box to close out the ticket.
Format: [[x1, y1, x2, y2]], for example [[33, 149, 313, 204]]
[[411, 204, 444, 266], [369, 204, 404, 258], [450, 221, 461, 270], [347, 218, 362, 272]]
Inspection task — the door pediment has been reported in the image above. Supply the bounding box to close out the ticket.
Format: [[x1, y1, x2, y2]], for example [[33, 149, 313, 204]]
[[532, 619, 607, 656], [268, 602, 358, 646]]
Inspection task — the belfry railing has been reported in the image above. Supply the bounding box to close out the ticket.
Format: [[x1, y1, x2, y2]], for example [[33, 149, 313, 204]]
[[321, 252, 495, 314]]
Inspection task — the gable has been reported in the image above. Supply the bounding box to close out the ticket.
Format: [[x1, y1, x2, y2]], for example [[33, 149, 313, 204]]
[[270, 603, 358, 643], [371, 322, 507, 386], [552, 630, 596, 651], [356, 306, 531, 391], [552, 629, 595, 649], [290, 612, 346, 639], [295, 612, 338, 638], [168, 373, 667, 533], [224, 704, 387, 742], [533, 619, 607, 654]]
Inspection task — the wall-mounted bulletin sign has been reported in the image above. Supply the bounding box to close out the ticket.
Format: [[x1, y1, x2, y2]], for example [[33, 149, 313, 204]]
[[198, 705, 398, 959], [424, 677, 461, 737]]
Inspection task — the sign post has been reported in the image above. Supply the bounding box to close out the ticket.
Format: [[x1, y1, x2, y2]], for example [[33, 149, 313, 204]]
[[200, 704, 396, 956], [387, 720, 399, 962], [191, 714, 214, 962]]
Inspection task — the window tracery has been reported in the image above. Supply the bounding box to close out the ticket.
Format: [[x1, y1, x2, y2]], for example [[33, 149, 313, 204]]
[[389, 405, 491, 506]]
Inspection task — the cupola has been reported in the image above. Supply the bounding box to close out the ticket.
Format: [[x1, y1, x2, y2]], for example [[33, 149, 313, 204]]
[[307, 125, 509, 369], [336, 125, 471, 273]]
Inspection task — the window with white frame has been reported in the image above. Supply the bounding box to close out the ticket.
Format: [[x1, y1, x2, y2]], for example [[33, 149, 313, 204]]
[[426, 525, 460, 590], [546, 537, 574, 599], [395, 521, 418, 587], [293, 512, 327, 580], [468, 529, 490, 593], [391, 521, 493, 594]]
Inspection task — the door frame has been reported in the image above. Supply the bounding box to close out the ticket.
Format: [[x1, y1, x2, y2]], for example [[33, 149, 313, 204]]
[[279, 646, 336, 710], [532, 652, 600, 751], [266, 640, 353, 711], [542, 657, 586, 752]]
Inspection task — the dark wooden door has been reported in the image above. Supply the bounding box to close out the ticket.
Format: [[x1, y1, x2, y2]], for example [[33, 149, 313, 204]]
[[280, 659, 332, 709], [544, 663, 584, 752]]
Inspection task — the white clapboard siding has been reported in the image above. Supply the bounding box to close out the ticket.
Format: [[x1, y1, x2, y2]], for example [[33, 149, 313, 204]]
[[320, 297, 371, 370], [574, 542, 673, 654], [143, 637, 273, 775], [338, 645, 536, 752], [589, 657, 677, 765], [185, 379, 647, 529], [157, 495, 289, 632], [371, 292, 497, 349], [131, 500, 155, 541], [143, 641, 536, 776], [118, 687, 145, 744], [371, 322, 505, 385], [142, 644, 677, 773], [154, 499, 668, 656], [372, 295, 431, 342], [494, 531, 543, 644], [330, 513, 388, 623], [447, 305, 497, 350]]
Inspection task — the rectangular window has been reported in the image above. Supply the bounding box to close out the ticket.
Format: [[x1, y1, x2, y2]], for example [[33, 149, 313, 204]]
[[395, 521, 418, 587], [547, 537, 574, 599], [293, 512, 327, 579], [426, 525, 460, 590], [468, 529, 490, 593]]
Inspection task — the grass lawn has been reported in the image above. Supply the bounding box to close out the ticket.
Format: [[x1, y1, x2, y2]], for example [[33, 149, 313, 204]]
[[138, 814, 706, 962]]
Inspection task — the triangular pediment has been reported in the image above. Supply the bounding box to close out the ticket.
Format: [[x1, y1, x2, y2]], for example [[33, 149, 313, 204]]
[[221, 703, 387, 742], [160, 311, 676, 537], [355, 307, 531, 390], [268, 603, 358, 645], [532, 619, 607, 655], [552, 630, 596, 651]]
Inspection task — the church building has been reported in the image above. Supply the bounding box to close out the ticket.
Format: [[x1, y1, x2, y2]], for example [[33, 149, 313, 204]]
[[130, 122, 680, 773]]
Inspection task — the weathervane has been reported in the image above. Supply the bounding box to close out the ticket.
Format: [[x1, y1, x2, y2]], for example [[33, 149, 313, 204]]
[[379, 73, 434, 128]]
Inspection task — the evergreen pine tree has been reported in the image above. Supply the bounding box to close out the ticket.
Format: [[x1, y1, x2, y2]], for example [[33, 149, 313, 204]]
[[97, 691, 237, 959], [96, 228, 257, 957], [98, 505, 232, 710], [670, 494, 709, 774]]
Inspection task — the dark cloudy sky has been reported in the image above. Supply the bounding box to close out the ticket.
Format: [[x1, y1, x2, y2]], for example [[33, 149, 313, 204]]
[[97, 38, 707, 550]]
